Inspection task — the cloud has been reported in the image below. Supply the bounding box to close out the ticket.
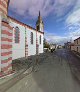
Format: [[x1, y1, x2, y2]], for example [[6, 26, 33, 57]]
[[9, 0, 80, 44], [65, 0, 80, 42], [45, 27, 80, 45], [9, 0, 76, 18], [67, 26, 80, 40], [45, 0, 80, 45], [66, 9, 80, 25], [44, 32, 69, 45]]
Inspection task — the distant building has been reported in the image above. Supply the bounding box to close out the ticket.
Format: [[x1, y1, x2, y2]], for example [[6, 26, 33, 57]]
[[50, 44, 57, 49], [64, 42, 71, 49], [64, 37, 80, 53], [74, 37, 80, 53], [70, 43, 74, 51]]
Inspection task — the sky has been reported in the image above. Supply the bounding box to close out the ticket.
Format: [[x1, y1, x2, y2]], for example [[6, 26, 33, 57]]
[[8, 0, 80, 45]]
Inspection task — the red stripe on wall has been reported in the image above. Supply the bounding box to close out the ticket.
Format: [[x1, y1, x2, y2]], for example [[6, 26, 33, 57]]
[[1, 57, 12, 64], [2, 30, 12, 36], [0, 1, 7, 8], [0, 8, 7, 15], [1, 37, 12, 42], [1, 44, 12, 49], [2, 22, 13, 30], [1, 19, 13, 75], [2, 64, 12, 72], [1, 51, 12, 56]]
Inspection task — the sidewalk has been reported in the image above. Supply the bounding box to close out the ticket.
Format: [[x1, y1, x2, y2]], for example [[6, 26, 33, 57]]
[[0, 69, 24, 85], [0, 57, 33, 85], [0, 53, 48, 86]]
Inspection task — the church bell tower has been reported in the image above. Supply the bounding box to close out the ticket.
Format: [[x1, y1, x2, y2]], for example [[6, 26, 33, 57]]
[[36, 11, 44, 32]]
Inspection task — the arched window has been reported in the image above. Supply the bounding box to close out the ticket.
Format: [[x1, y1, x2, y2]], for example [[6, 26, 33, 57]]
[[31, 32, 33, 44], [15, 27, 20, 43], [40, 35, 41, 44]]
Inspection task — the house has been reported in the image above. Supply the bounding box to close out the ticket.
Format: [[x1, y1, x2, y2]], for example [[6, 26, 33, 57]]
[[64, 42, 71, 49], [64, 37, 80, 53], [74, 37, 80, 53], [70, 43, 74, 51]]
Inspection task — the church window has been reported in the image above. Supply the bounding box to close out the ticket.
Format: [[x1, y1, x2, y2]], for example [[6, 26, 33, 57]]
[[15, 27, 20, 43], [31, 32, 33, 44], [40, 35, 41, 44]]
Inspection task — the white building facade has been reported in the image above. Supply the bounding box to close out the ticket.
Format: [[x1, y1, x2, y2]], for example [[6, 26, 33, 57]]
[[0, 0, 44, 76]]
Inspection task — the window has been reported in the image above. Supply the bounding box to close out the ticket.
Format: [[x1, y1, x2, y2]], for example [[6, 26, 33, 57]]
[[77, 39, 78, 44], [40, 35, 41, 44], [77, 47, 78, 52], [31, 32, 33, 44], [15, 27, 20, 43]]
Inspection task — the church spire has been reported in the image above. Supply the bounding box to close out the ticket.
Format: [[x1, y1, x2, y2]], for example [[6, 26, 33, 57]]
[[39, 11, 40, 19], [38, 11, 42, 22], [39, 11, 40, 17], [36, 11, 44, 32]]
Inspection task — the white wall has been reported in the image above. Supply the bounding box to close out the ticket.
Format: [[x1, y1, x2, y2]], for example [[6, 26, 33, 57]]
[[0, 14, 1, 71], [78, 46, 80, 53], [10, 21, 25, 60], [9, 19, 44, 59], [74, 46, 80, 53], [26, 28, 36, 56], [37, 32, 44, 54], [71, 46, 74, 51]]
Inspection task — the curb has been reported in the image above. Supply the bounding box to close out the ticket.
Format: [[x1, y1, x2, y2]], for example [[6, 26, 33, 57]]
[[0, 72, 15, 80], [0, 66, 33, 86], [23, 66, 33, 74]]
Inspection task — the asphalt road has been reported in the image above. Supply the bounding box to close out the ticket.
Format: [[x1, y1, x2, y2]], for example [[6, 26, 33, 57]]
[[3, 49, 80, 92]]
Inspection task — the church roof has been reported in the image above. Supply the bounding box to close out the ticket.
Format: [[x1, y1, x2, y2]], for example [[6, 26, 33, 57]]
[[8, 16, 44, 34]]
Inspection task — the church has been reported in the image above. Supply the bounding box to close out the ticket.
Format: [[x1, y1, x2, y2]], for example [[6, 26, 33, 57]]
[[0, 0, 44, 76]]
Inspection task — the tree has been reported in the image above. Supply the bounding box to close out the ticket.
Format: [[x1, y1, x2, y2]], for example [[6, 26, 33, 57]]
[[44, 38, 50, 48]]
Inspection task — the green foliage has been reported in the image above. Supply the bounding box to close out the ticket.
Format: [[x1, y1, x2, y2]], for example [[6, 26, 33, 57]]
[[44, 38, 50, 48]]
